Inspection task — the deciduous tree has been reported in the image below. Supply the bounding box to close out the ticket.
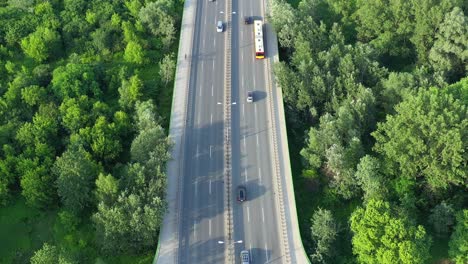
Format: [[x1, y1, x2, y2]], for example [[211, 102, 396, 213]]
[[54, 146, 101, 214], [448, 209, 468, 264], [21, 26, 60, 62], [373, 84, 467, 192], [310, 208, 338, 262], [350, 199, 431, 264]]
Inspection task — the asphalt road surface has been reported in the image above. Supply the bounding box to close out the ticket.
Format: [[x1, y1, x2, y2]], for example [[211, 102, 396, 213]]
[[178, 0, 283, 262]]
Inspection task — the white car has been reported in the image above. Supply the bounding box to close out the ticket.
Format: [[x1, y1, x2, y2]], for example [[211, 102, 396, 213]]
[[240, 250, 250, 264], [246, 91, 254, 103], [217, 21, 223, 32]]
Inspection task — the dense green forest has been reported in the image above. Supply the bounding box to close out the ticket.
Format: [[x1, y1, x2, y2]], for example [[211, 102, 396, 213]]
[[0, 0, 180, 262], [272, 0, 467, 263]]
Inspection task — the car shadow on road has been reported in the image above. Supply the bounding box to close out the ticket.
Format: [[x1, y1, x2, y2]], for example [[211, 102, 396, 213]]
[[253, 90, 267, 102], [250, 247, 275, 264]]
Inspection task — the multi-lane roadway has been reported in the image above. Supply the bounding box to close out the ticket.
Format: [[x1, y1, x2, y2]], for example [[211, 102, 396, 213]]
[[160, 0, 296, 263]]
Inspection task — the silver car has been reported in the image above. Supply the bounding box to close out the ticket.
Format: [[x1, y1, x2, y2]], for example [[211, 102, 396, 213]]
[[217, 21, 223, 32], [240, 250, 250, 264]]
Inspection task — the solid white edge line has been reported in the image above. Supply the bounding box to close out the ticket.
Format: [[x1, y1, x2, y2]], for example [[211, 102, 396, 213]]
[[256, 134, 259, 146], [209, 179, 212, 194]]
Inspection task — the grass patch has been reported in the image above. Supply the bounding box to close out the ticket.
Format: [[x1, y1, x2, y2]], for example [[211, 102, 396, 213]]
[[0, 196, 56, 263], [0, 195, 157, 263]]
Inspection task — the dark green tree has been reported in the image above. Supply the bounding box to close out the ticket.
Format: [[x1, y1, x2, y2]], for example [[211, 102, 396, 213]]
[[448, 209, 468, 264], [429, 7, 468, 82], [428, 201, 455, 236], [54, 146, 101, 214], [138, 0, 176, 49]]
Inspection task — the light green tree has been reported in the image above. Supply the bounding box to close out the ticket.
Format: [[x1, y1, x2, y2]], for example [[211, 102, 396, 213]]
[[21, 26, 60, 62], [95, 173, 119, 206], [118, 74, 143, 109], [350, 199, 431, 264], [159, 53, 176, 85], [373, 85, 467, 192], [124, 41, 145, 64]]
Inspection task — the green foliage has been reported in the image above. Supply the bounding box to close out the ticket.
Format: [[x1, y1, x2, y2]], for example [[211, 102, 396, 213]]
[[95, 173, 119, 206], [139, 0, 176, 49], [0, 0, 180, 260], [124, 41, 145, 64], [54, 146, 101, 215], [273, 0, 467, 261], [355, 155, 388, 202], [354, 0, 414, 59], [448, 209, 468, 264], [350, 199, 432, 264], [429, 7, 468, 82], [30, 243, 60, 264], [118, 74, 143, 109], [51, 63, 101, 99], [59, 96, 93, 133], [429, 201, 455, 236], [21, 85, 47, 107], [159, 53, 175, 85], [410, 0, 461, 65], [301, 87, 375, 199], [21, 26, 61, 62], [0, 145, 17, 205], [373, 84, 467, 192], [89, 116, 123, 162], [18, 158, 55, 208], [30, 243, 75, 264], [93, 188, 165, 254], [310, 208, 338, 262]]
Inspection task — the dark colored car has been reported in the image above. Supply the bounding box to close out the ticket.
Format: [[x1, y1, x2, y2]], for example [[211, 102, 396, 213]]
[[244, 16, 252, 25], [237, 186, 246, 202]]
